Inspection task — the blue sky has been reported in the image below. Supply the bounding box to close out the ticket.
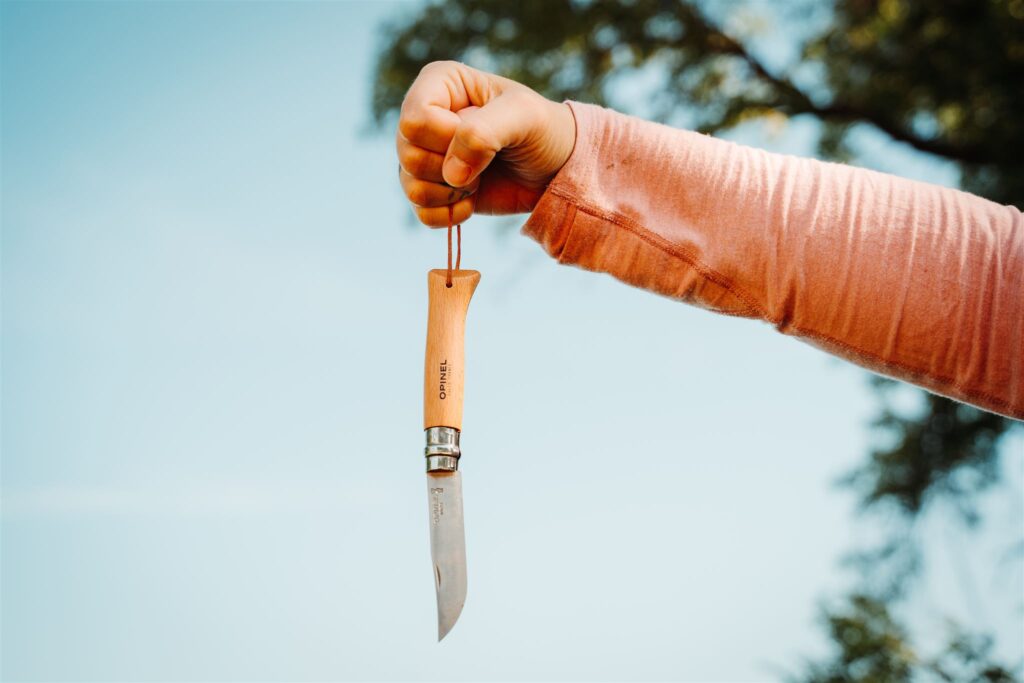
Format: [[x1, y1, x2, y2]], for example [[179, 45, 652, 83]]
[[2, 1, 1021, 680]]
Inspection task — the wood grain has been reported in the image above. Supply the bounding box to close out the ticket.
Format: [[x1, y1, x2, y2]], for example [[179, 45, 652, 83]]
[[424, 269, 481, 430]]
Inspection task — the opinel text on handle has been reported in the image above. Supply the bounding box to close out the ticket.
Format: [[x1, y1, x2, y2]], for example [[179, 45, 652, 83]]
[[424, 269, 481, 431]]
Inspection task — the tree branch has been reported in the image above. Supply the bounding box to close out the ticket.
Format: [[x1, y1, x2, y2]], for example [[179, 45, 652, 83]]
[[703, 19, 995, 165]]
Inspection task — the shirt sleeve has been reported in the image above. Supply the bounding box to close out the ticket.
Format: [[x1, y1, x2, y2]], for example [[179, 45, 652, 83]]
[[521, 101, 1024, 420]]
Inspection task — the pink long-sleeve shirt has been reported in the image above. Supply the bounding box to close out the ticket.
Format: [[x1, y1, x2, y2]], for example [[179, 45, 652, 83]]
[[521, 102, 1023, 420]]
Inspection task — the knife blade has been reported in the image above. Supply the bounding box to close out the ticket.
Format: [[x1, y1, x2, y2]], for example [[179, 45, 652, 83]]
[[426, 469, 466, 639], [423, 268, 480, 641]]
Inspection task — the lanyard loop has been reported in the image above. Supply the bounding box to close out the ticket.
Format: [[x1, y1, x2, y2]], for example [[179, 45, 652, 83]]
[[446, 204, 462, 288]]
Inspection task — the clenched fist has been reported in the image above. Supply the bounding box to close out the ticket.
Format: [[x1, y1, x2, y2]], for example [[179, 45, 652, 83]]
[[396, 61, 576, 227]]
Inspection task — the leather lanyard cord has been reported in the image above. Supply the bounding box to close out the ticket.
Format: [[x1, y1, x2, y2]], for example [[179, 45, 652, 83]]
[[446, 204, 462, 287]]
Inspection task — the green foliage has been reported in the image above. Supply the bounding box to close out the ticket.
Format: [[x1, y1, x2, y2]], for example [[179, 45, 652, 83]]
[[808, 0, 1024, 205], [374, 0, 1022, 520], [795, 594, 1020, 683], [373, 0, 1024, 205], [372, 0, 821, 131], [373, 7, 1022, 678], [797, 595, 915, 683], [848, 379, 1016, 519]]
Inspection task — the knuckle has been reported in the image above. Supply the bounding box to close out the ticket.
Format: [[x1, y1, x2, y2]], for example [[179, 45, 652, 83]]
[[399, 146, 430, 177], [405, 183, 426, 207], [418, 61, 441, 75], [421, 60, 457, 75], [398, 110, 429, 142], [397, 145, 418, 173]]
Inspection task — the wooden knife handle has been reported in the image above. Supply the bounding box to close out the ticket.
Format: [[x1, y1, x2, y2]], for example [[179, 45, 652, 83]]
[[424, 269, 481, 430]]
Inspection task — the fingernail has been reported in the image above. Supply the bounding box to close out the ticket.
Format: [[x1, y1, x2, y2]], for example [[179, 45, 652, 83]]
[[444, 157, 471, 186]]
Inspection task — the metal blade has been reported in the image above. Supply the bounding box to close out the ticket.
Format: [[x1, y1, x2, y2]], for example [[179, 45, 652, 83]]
[[426, 471, 466, 641]]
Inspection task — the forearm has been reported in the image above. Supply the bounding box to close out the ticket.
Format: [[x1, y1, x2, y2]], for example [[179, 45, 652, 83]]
[[522, 102, 1023, 419]]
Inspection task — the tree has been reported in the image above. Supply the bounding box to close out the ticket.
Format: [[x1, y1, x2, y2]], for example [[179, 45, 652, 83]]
[[372, 1, 1022, 678], [373, 0, 1024, 208], [794, 594, 1017, 683]]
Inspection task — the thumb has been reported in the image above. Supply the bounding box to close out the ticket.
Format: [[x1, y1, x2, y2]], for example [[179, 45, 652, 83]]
[[442, 94, 527, 188]]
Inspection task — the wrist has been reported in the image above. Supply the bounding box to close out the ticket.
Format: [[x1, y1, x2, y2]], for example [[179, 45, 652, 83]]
[[550, 100, 577, 178]]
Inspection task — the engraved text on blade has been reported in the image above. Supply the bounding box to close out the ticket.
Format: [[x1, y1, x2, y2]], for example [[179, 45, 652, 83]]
[[430, 487, 444, 526]]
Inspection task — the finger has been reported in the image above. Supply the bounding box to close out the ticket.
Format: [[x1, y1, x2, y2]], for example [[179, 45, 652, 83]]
[[442, 91, 536, 188], [398, 103, 460, 153], [402, 61, 477, 114], [413, 195, 475, 228], [396, 134, 445, 183], [399, 61, 500, 153], [400, 169, 478, 208], [398, 63, 466, 152]]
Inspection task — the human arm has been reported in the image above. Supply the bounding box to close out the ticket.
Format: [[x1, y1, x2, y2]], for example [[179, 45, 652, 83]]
[[396, 62, 1024, 419], [521, 101, 1023, 419]]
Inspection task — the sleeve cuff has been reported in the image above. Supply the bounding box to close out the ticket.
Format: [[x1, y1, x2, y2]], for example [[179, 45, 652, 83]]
[[520, 101, 601, 261]]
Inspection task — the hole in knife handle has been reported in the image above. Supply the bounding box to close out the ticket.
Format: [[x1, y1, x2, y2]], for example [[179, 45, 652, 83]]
[[434, 564, 442, 589]]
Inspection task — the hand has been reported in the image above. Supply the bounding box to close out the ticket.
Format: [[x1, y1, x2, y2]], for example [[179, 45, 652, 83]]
[[396, 61, 576, 227]]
